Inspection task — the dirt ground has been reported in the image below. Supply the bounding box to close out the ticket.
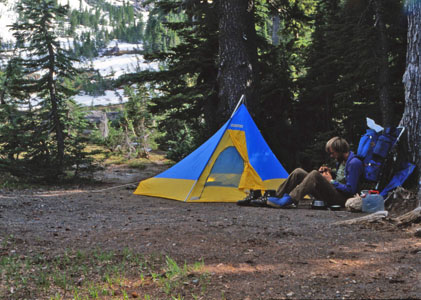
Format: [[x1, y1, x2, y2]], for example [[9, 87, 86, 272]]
[[1, 162, 421, 299]]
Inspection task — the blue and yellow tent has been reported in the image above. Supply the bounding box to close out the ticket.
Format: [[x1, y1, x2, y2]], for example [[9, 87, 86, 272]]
[[134, 104, 288, 202]]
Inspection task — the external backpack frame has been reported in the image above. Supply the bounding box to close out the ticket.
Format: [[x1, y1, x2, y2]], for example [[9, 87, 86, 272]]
[[357, 126, 415, 197]]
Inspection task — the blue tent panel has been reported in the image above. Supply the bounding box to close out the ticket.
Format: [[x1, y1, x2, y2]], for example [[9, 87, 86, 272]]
[[228, 104, 289, 180], [156, 122, 229, 180]]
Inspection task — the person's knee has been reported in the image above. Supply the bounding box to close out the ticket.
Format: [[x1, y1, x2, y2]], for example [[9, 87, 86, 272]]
[[292, 168, 307, 175], [306, 170, 325, 182], [308, 170, 320, 177]]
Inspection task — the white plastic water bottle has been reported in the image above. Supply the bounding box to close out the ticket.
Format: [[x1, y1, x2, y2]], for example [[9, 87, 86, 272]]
[[362, 190, 385, 213]]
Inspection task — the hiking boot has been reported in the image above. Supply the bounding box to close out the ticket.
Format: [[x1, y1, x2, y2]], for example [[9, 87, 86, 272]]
[[249, 197, 268, 207], [248, 190, 277, 207], [266, 194, 296, 208], [263, 190, 277, 197], [236, 197, 253, 206], [237, 190, 262, 206]]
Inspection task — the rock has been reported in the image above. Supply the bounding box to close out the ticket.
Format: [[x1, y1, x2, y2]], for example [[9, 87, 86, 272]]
[[414, 228, 421, 238]]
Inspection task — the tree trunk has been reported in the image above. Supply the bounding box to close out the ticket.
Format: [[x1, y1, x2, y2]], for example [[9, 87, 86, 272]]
[[0, 84, 7, 105], [217, 0, 258, 119], [47, 42, 65, 172], [373, 0, 393, 127], [400, 0, 421, 205], [272, 14, 280, 46]]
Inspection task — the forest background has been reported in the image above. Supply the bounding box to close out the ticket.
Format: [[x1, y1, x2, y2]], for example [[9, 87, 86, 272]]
[[0, 0, 418, 190]]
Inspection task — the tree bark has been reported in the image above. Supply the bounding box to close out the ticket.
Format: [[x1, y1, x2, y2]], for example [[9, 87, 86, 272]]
[[217, 0, 258, 119], [373, 0, 393, 127], [400, 0, 421, 205], [47, 41, 65, 172]]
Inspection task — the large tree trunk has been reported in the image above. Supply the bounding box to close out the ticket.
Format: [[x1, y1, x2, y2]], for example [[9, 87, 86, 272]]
[[400, 0, 421, 205], [373, 0, 393, 127], [217, 0, 258, 120]]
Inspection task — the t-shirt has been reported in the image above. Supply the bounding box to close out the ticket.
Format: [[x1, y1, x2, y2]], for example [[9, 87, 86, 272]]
[[336, 162, 346, 183]]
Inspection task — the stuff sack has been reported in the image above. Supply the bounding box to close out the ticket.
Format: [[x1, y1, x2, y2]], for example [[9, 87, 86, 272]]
[[357, 129, 379, 164], [345, 194, 362, 212]]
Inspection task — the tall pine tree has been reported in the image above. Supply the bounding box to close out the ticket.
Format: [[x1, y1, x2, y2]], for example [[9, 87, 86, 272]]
[[297, 0, 406, 169], [118, 0, 219, 161], [2, 0, 88, 179]]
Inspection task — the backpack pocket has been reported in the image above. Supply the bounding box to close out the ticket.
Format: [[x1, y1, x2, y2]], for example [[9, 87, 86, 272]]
[[365, 160, 381, 182], [372, 134, 393, 158]]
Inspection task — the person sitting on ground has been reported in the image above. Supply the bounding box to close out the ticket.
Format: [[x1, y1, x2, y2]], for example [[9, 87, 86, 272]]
[[238, 137, 364, 208], [267, 136, 364, 208]]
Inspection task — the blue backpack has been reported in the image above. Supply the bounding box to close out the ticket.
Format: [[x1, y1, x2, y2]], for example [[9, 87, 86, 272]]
[[357, 126, 415, 197], [357, 128, 398, 182]]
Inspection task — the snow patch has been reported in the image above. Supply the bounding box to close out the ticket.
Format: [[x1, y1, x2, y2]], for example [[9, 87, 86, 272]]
[[74, 89, 128, 106]]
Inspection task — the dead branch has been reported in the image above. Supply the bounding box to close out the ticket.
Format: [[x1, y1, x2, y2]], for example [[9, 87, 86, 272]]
[[333, 210, 389, 226]]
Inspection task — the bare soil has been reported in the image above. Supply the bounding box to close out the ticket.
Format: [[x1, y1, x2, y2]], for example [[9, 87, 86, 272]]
[[1, 162, 421, 299]]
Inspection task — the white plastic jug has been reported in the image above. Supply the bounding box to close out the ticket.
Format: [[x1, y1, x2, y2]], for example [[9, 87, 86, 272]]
[[362, 190, 384, 213]]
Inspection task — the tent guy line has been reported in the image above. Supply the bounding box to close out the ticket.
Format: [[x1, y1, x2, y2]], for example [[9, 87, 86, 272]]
[[0, 182, 138, 198]]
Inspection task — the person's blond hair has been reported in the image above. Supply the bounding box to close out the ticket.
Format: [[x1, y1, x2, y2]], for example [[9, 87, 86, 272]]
[[325, 137, 350, 154]]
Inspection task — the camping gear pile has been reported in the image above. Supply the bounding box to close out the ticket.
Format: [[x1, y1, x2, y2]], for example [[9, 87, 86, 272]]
[[344, 118, 415, 213], [356, 119, 415, 198]]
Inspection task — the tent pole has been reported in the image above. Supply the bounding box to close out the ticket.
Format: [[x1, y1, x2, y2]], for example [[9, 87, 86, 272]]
[[230, 94, 245, 118], [395, 126, 405, 146], [184, 180, 198, 202]]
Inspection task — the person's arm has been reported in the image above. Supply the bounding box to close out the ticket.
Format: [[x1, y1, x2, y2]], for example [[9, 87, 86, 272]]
[[331, 158, 363, 195]]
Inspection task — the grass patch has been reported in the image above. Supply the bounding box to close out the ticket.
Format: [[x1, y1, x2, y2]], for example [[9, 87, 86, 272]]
[[0, 245, 209, 299], [0, 145, 173, 189], [84, 144, 173, 169], [0, 173, 34, 190]]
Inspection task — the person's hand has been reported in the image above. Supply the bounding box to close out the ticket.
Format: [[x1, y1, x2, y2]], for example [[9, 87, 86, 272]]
[[318, 166, 333, 181]]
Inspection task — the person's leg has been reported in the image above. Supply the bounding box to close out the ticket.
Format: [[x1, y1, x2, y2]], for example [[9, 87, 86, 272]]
[[289, 170, 347, 206], [276, 168, 308, 197]]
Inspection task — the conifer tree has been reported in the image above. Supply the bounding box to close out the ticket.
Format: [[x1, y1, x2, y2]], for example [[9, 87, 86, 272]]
[[252, 0, 318, 170], [297, 0, 406, 168], [118, 0, 219, 161], [4, 0, 87, 179], [0, 56, 27, 105], [293, 0, 342, 168], [122, 85, 155, 158], [119, 0, 317, 165]]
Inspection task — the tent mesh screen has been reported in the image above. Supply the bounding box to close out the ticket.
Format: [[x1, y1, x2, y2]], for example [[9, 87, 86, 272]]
[[205, 146, 244, 187]]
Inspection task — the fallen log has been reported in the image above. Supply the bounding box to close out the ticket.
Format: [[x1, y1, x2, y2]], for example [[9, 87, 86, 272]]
[[333, 210, 389, 226], [392, 206, 421, 227]]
